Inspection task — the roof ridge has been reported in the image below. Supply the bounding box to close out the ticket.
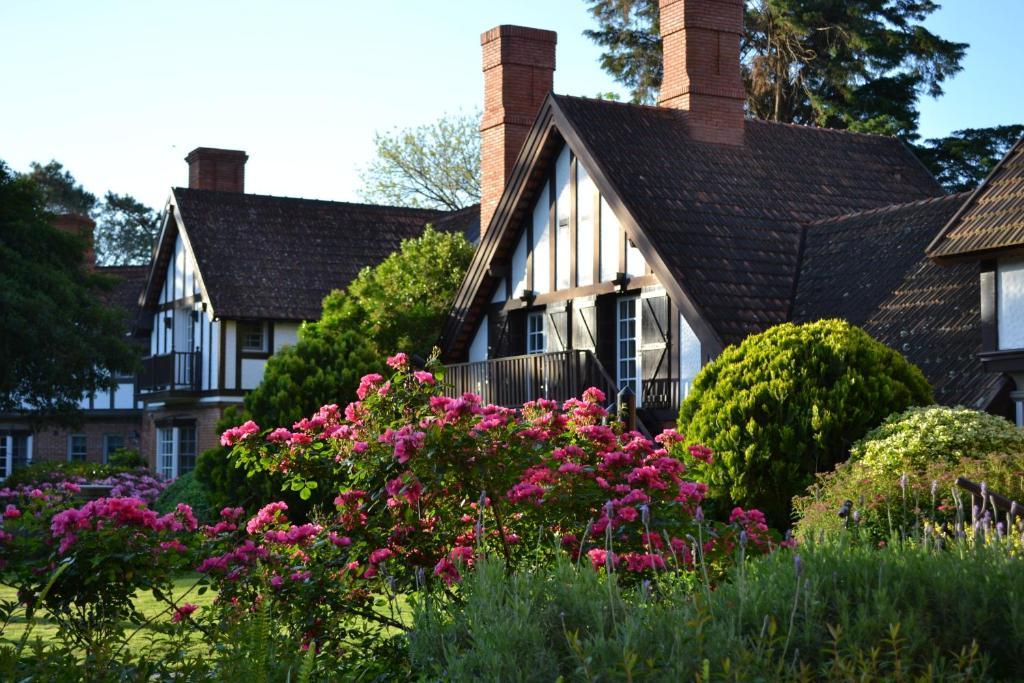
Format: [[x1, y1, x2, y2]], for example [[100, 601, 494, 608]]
[[171, 187, 444, 215], [804, 192, 969, 227]]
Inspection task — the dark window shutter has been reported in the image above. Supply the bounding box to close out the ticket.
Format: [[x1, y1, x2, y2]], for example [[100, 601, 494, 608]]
[[573, 303, 597, 352], [641, 294, 672, 408], [546, 306, 569, 352], [595, 294, 617, 378], [487, 306, 511, 358]]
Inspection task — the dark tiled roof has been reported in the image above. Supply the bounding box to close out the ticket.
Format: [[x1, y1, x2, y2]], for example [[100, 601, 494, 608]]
[[433, 203, 481, 244], [170, 189, 448, 320], [97, 265, 149, 321], [554, 95, 943, 345], [928, 137, 1024, 261], [794, 193, 1000, 408]]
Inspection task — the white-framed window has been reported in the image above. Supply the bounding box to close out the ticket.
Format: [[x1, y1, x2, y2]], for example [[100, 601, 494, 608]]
[[156, 424, 198, 479], [240, 321, 268, 352], [68, 434, 87, 462], [617, 297, 640, 395], [1, 433, 31, 479], [103, 434, 125, 463], [527, 312, 546, 354]]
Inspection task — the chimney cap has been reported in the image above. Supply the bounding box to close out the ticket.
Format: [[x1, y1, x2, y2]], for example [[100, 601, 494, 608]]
[[184, 147, 248, 163]]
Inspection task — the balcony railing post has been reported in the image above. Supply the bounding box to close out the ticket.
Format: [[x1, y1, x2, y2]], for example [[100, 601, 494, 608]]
[[617, 386, 636, 432]]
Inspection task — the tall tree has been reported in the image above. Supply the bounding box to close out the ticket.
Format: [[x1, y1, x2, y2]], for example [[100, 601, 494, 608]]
[[359, 111, 481, 211], [0, 161, 138, 420], [25, 160, 97, 215], [915, 125, 1024, 193], [94, 191, 161, 266]]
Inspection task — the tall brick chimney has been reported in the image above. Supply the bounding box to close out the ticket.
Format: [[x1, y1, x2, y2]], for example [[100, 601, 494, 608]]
[[658, 0, 745, 145], [480, 25, 557, 235], [53, 214, 96, 269], [185, 147, 248, 192]]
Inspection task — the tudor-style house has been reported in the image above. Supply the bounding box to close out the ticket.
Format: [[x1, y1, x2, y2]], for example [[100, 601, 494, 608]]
[[928, 137, 1024, 424], [442, 0, 1015, 431], [135, 148, 477, 476], [0, 215, 148, 478]]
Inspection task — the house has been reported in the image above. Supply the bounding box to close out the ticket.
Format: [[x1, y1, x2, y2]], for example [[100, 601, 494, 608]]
[[0, 215, 149, 478], [442, 0, 1012, 430], [927, 137, 1024, 422], [134, 148, 478, 477]]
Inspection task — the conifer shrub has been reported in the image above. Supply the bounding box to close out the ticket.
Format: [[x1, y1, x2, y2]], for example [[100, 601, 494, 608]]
[[678, 320, 933, 526]]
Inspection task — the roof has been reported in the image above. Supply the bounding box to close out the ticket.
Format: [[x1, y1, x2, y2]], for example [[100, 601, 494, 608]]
[[96, 265, 149, 324], [149, 190, 464, 321], [794, 193, 1000, 408], [444, 94, 943, 356], [928, 137, 1024, 262], [433, 203, 482, 244]]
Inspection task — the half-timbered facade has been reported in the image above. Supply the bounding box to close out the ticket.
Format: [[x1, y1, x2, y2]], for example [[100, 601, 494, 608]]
[[444, 2, 1012, 430], [135, 147, 477, 475]]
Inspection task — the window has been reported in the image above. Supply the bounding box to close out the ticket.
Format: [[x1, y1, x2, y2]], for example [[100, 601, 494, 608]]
[[617, 297, 639, 394], [527, 312, 546, 354], [68, 434, 87, 462], [240, 321, 268, 352], [156, 423, 197, 479], [103, 434, 125, 463], [1, 434, 30, 479]]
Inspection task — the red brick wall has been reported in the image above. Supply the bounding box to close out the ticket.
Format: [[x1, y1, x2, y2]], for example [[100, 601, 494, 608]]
[[30, 417, 142, 464], [185, 147, 248, 193], [480, 25, 557, 235], [658, 0, 745, 145]]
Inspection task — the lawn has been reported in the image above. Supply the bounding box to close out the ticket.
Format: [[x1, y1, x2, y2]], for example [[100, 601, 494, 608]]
[[0, 574, 216, 649]]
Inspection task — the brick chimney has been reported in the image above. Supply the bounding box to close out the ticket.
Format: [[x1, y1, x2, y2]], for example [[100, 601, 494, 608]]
[[53, 213, 95, 268], [480, 25, 557, 235], [185, 147, 248, 192], [658, 0, 745, 145]]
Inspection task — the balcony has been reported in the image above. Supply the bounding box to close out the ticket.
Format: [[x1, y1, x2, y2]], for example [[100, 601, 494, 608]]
[[444, 350, 619, 408], [138, 351, 201, 394]]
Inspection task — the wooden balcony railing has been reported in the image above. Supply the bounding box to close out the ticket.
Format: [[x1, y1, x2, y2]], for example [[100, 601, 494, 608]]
[[443, 350, 619, 408], [138, 351, 200, 393]]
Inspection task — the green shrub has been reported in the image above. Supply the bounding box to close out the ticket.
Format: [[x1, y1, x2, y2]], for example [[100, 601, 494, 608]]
[[106, 447, 145, 469], [794, 406, 1024, 541], [851, 405, 1024, 475], [2, 460, 128, 487], [410, 540, 1024, 680], [678, 320, 932, 526], [153, 470, 215, 523]]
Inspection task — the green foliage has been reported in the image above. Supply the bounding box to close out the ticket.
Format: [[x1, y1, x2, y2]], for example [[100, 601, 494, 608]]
[[915, 124, 1024, 192], [359, 111, 480, 210], [106, 447, 145, 469], [0, 161, 138, 420], [678, 320, 932, 526], [153, 471, 215, 523], [24, 160, 96, 215], [93, 191, 160, 266], [245, 227, 473, 429], [1, 460, 130, 488], [411, 539, 1022, 680], [794, 406, 1024, 540], [854, 405, 1024, 476]]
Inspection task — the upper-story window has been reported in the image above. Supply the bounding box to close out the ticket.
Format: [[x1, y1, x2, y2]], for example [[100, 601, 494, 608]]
[[240, 321, 268, 352], [998, 258, 1024, 350], [527, 312, 546, 354]]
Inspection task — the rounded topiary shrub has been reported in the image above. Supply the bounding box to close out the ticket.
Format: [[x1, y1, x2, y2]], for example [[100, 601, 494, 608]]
[[678, 319, 933, 526], [794, 406, 1024, 540], [153, 470, 215, 524]]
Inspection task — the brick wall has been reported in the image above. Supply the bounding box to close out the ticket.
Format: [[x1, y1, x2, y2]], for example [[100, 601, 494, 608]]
[[480, 25, 557, 235], [31, 417, 142, 464], [185, 147, 248, 193], [658, 0, 745, 145]]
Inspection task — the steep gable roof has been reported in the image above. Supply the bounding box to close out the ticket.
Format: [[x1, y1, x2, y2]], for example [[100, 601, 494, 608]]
[[444, 94, 942, 357], [142, 190, 473, 322], [928, 136, 1024, 262], [794, 193, 1000, 408]]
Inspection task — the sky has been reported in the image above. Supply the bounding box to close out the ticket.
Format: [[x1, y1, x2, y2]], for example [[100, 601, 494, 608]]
[[1, 1, 1021, 211]]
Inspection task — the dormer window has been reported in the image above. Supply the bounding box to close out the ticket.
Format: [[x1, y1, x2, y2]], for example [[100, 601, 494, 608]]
[[240, 321, 268, 352]]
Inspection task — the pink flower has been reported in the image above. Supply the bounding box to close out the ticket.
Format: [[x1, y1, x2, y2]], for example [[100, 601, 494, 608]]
[[3, 504, 20, 519], [220, 420, 260, 447], [270, 574, 284, 588], [688, 444, 714, 464], [171, 603, 198, 623], [588, 548, 619, 570], [369, 548, 393, 565], [267, 428, 292, 442], [387, 353, 409, 369], [433, 557, 460, 585], [413, 370, 436, 385], [246, 501, 288, 534], [582, 387, 606, 404], [356, 374, 385, 400]]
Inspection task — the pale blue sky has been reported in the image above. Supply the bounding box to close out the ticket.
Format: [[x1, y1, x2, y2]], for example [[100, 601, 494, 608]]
[[1, 1, 1020, 211]]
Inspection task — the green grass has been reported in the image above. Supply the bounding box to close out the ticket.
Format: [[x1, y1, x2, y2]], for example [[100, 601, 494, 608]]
[[0, 574, 216, 650]]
